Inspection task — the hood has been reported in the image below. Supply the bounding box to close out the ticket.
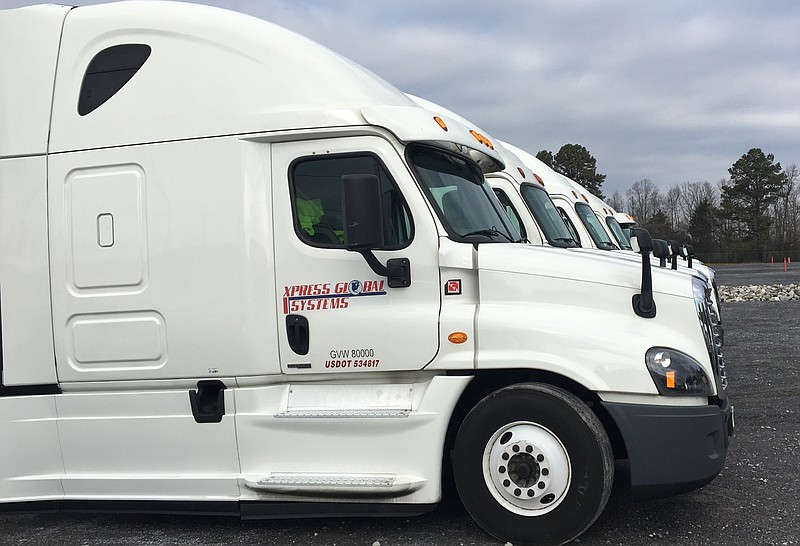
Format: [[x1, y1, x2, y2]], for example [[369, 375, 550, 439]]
[[477, 243, 693, 299]]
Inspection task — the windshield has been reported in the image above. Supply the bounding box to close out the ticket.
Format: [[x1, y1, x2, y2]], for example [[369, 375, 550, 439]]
[[605, 216, 633, 250], [408, 145, 519, 243], [575, 202, 618, 250], [520, 183, 577, 247]]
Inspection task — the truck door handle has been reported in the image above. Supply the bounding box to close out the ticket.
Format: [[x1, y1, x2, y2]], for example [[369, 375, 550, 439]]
[[286, 314, 309, 355], [189, 380, 226, 423]]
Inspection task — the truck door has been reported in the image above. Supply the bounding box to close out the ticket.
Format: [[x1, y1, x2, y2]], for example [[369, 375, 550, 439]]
[[272, 136, 441, 373]]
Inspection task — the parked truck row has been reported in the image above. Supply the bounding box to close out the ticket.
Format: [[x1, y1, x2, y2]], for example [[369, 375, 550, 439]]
[[0, 3, 732, 545]]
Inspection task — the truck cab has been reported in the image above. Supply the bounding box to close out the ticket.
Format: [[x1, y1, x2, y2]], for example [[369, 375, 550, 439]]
[[1, 3, 731, 546]]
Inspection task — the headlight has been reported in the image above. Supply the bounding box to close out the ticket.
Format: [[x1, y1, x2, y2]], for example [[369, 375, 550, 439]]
[[645, 347, 713, 396]]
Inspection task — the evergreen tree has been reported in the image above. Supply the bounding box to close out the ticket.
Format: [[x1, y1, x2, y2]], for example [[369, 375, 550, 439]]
[[552, 144, 606, 199], [720, 148, 787, 254], [688, 199, 717, 255], [535, 150, 555, 169]]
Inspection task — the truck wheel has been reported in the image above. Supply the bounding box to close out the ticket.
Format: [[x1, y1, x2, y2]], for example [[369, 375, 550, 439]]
[[453, 383, 613, 546]]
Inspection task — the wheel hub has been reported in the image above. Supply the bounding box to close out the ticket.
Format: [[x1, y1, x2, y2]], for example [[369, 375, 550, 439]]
[[507, 452, 540, 488], [484, 422, 571, 515]]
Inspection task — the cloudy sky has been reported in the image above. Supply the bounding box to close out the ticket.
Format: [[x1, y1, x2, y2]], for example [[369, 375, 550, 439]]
[[6, 0, 799, 196]]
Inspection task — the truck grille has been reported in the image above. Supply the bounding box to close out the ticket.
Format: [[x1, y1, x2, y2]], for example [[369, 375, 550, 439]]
[[697, 290, 728, 397]]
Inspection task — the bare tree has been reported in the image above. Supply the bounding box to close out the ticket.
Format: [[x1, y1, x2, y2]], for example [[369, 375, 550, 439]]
[[680, 181, 718, 220], [663, 184, 683, 232], [771, 163, 800, 253], [626, 179, 660, 225], [606, 190, 625, 212]]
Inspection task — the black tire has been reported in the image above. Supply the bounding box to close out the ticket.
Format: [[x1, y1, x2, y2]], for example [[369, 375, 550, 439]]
[[453, 383, 613, 546]]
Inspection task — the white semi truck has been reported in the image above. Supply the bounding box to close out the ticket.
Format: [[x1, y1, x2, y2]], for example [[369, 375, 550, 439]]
[[1, 3, 732, 545]]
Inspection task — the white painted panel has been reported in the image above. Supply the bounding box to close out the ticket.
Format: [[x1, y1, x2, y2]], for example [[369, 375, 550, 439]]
[[68, 312, 166, 371], [57, 388, 240, 499], [47, 2, 410, 154], [67, 165, 147, 291], [49, 137, 280, 382], [235, 376, 471, 504], [287, 384, 412, 411], [0, 157, 56, 386], [0, 5, 70, 158], [0, 396, 63, 502]]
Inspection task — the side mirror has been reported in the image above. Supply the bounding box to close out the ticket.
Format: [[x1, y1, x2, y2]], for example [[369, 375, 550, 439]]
[[630, 228, 656, 319], [668, 240, 680, 270], [683, 244, 694, 268], [340, 174, 411, 288], [342, 174, 384, 250], [630, 228, 653, 254], [652, 239, 670, 268]]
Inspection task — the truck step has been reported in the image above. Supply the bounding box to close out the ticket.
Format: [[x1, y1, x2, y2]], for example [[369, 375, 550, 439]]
[[274, 409, 410, 418], [244, 473, 425, 497]]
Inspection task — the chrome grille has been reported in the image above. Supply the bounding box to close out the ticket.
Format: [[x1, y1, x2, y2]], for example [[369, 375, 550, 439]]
[[696, 289, 728, 395]]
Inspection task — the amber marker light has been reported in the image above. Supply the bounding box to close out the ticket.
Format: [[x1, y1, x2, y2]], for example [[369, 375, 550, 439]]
[[666, 370, 676, 389], [469, 130, 495, 150], [534, 173, 545, 186], [434, 116, 448, 131], [517, 167, 526, 179], [582, 194, 589, 202], [571, 191, 578, 198], [448, 332, 468, 344]]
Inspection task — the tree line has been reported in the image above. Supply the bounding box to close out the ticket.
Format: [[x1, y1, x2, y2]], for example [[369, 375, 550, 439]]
[[538, 144, 800, 263]]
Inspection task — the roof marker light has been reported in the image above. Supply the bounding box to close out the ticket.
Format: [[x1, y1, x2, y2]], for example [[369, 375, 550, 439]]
[[582, 194, 589, 202], [517, 167, 526, 179], [533, 173, 545, 186], [434, 116, 448, 131], [571, 191, 578, 199], [469, 130, 495, 150]]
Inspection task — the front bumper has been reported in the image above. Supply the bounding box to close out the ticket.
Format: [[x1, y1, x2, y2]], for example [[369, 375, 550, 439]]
[[601, 398, 733, 499]]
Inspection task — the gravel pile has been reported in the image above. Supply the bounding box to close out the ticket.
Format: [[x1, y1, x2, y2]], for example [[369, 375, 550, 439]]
[[718, 283, 800, 302]]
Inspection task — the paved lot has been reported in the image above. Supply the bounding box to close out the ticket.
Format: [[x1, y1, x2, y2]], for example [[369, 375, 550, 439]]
[[710, 261, 800, 286], [1, 264, 798, 545]]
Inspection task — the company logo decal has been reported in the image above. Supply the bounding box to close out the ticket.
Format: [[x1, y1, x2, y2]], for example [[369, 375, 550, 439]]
[[282, 280, 386, 313], [445, 279, 462, 296]]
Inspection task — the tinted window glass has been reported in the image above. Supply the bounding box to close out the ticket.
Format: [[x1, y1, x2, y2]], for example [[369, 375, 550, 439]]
[[78, 44, 151, 116], [291, 154, 412, 249], [519, 184, 577, 247], [575, 202, 618, 250], [492, 188, 526, 239], [408, 145, 517, 243], [605, 216, 633, 250], [557, 207, 582, 247]]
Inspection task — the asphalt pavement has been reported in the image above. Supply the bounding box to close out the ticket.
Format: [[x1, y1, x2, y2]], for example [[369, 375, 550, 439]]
[[1, 264, 798, 545]]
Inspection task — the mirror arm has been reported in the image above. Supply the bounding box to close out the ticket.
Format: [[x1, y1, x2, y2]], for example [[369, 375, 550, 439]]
[[357, 250, 411, 288]]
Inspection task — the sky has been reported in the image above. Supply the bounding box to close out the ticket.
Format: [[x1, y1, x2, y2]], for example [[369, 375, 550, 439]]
[[4, 0, 799, 196]]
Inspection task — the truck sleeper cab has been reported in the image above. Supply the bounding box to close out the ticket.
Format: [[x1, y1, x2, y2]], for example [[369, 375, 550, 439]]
[[1, 3, 731, 546]]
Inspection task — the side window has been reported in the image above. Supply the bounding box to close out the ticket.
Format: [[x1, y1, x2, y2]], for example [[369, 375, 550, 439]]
[[78, 44, 152, 116], [290, 154, 412, 249], [557, 207, 582, 247], [492, 188, 527, 239]]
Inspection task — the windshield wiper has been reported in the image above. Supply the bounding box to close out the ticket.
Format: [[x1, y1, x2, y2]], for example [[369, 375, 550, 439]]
[[460, 227, 513, 242], [553, 237, 577, 244], [597, 241, 619, 250]]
